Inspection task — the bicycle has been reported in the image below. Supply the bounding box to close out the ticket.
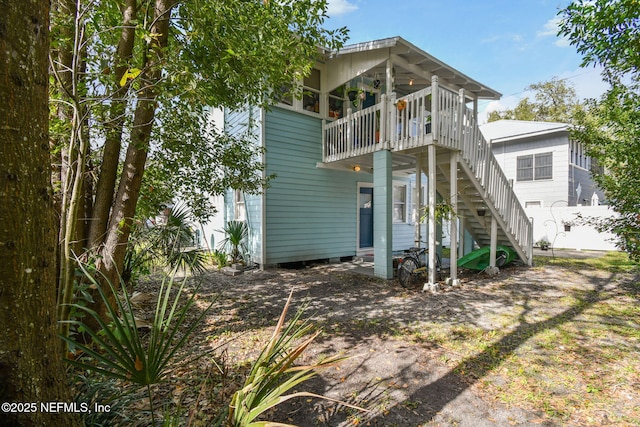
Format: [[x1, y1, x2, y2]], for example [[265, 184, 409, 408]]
[[397, 245, 442, 288]]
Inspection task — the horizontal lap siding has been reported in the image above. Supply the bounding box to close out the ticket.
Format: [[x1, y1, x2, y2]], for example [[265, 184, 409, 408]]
[[224, 108, 263, 264], [265, 108, 362, 264], [493, 135, 569, 207]]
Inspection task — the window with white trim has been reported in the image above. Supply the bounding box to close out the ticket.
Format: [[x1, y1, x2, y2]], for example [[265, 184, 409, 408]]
[[517, 152, 553, 181], [411, 184, 426, 224], [234, 190, 246, 221], [393, 185, 407, 223], [303, 68, 321, 114]]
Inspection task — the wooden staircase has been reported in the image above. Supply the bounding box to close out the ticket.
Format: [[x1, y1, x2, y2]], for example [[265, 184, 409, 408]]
[[427, 84, 533, 265]]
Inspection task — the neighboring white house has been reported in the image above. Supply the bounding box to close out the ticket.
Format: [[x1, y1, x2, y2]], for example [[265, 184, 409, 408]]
[[480, 120, 617, 251], [480, 120, 605, 208]]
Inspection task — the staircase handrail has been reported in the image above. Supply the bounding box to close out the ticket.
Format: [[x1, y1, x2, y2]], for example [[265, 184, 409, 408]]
[[433, 84, 533, 261]]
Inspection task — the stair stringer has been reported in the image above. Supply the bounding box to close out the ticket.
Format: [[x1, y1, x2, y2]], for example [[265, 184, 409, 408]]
[[434, 159, 524, 260]]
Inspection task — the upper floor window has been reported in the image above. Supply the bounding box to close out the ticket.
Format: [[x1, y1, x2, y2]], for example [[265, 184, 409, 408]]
[[328, 86, 345, 119], [277, 83, 293, 106], [570, 140, 591, 170], [303, 68, 321, 114], [517, 152, 553, 181]]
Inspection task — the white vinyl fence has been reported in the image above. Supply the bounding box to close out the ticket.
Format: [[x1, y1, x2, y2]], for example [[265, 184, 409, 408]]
[[526, 205, 619, 251]]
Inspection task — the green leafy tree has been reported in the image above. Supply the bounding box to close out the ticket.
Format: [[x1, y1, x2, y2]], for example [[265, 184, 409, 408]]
[[50, 0, 348, 329], [488, 76, 580, 123], [559, 0, 640, 259]]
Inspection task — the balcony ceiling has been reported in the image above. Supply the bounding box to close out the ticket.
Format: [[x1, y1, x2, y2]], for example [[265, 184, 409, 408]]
[[330, 36, 501, 100]]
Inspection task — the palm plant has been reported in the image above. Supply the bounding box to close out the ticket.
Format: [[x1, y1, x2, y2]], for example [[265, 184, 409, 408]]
[[228, 292, 367, 426], [218, 220, 249, 264], [124, 204, 208, 282], [60, 261, 213, 426]]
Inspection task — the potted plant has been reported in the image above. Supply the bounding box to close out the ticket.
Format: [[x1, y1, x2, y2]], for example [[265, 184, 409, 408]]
[[345, 86, 363, 108], [537, 239, 550, 251], [562, 220, 574, 232]]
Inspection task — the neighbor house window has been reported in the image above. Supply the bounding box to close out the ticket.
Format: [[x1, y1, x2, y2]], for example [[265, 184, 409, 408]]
[[534, 152, 553, 179], [234, 190, 246, 221], [393, 185, 407, 222], [570, 140, 591, 170], [303, 68, 321, 114], [517, 152, 553, 181], [517, 155, 533, 181]]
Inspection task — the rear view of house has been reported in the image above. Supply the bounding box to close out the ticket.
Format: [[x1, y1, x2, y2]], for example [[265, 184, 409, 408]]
[[214, 37, 533, 283]]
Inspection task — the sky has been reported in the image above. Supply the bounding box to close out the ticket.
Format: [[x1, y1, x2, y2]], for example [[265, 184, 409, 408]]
[[324, 0, 609, 123]]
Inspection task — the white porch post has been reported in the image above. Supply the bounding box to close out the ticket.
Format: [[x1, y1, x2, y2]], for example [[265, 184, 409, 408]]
[[458, 215, 465, 256], [449, 151, 458, 284], [490, 216, 498, 266], [386, 59, 394, 97], [489, 215, 498, 273], [426, 144, 437, 287], [373, 149, 393, 279], [424, 75, 439, 289], [414, 154, 422, 247]]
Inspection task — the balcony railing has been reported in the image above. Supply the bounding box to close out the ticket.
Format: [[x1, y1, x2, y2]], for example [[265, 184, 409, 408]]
[[322, 87, 435, 162]]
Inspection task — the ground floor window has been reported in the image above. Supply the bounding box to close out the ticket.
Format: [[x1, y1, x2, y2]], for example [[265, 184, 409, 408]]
[[393, 185, 407, 222], [234, 190, 246, 221]]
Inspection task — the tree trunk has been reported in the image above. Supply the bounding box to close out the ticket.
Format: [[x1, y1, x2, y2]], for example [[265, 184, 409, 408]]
[[0, 0, 81, 425], [87, 0, 138, 250], [52, 0, 91, 339], [97, 0, 174, 295]]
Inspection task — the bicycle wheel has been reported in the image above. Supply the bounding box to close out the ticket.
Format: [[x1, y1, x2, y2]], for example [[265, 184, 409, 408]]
[[398, 257, 420, 288]]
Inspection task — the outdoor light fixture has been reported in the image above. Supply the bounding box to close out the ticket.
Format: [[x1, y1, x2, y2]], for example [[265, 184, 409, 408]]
[[353, 165, 361, 172], [409, 79, 414, 86]]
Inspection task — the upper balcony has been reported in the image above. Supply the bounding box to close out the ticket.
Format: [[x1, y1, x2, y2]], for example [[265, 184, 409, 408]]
[[322, 79, 474, 168]]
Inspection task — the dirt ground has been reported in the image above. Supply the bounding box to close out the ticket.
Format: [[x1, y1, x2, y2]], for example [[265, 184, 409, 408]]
[[135, 255, 638, 426]]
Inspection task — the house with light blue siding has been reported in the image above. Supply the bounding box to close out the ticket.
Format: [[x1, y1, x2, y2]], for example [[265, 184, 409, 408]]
[[213, 37, 534, 283]]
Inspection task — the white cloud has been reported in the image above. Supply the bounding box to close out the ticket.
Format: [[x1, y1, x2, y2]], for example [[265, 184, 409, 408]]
[[558, 66, 609, 100], [537, 16, 570, 47], [477, 67, 609, 125], [327, 0, 358, 16], [537, 17, 560, 37], [478, 94, 527, 125]]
